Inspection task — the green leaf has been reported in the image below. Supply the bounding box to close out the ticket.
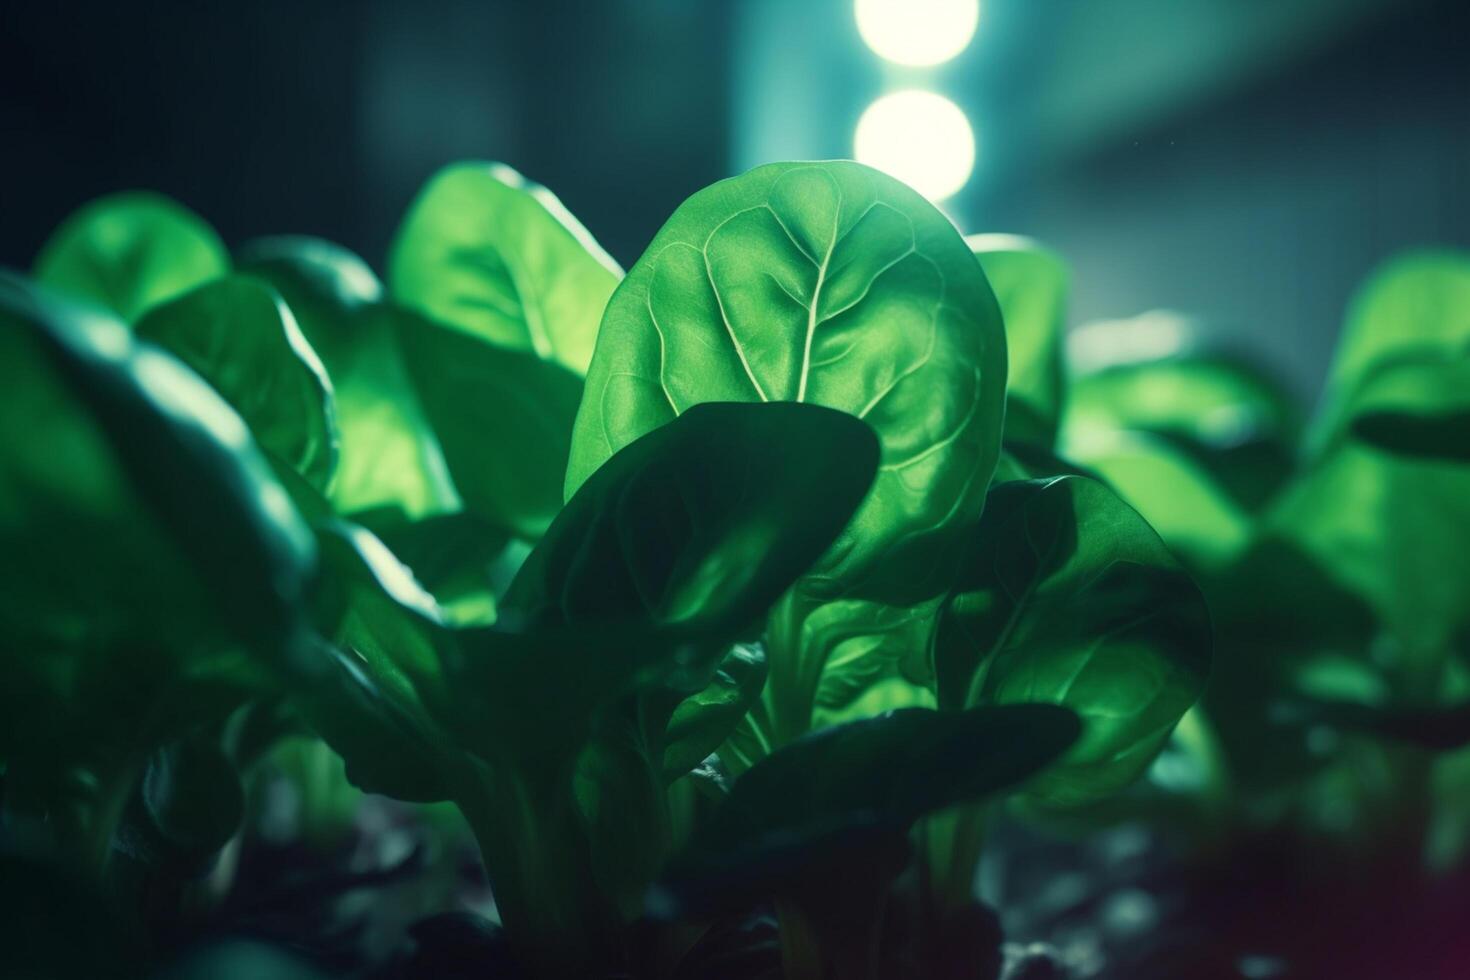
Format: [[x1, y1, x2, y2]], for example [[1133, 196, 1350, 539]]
[[504, 401, 880, 641], [0, 271, 314, 657], [1056, 429, 1252, 569], [1267, 435, 1470, 669], [302, 521, 456, 802], [135, 276, 340, 489], [653, 704, 1079, 917], [1317, 249, 1470, 442], [663, 642, 768, 780], [33, 191, 229, 321], [566, 161, 1007, 605], [389, 161, 622, 374], [396, 310, 583, 539], [935, 475, 1212, 806], [968, 234, 1069, 447], [237, 236, 459, 518], [1062, 312, 1299, 515], [355, 507, 511, 627], [1345, 353, 1470, 463]]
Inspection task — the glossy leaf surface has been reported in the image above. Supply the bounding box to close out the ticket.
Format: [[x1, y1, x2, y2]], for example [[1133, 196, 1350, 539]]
[[566, 161, 1007, 604], [504, 401, 880, 639], [936, 475, 1212, 806], [389, 161, 622, 374], [33, 192, 228, 321], [135, 276, 339, 489]]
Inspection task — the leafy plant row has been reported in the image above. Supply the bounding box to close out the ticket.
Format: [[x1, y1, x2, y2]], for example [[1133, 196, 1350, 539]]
[[3, 157, 1465, 979]]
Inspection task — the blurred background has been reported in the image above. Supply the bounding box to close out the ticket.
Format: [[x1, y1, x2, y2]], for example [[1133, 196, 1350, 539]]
[[3, 0, 1466, 400]]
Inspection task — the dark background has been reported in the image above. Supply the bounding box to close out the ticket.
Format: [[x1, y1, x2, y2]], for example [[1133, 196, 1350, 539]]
[[3, 0, 1467, 398]]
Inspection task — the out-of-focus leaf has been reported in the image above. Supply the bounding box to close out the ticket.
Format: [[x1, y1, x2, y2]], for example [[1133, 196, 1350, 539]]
[[652, 705, 1079, 917], [566, 161, 1006, 607], [238, 236, 459, 518], [1316, 249, 1470, 442], [969, 234, 1069, 447], [1063, 312, 1299, 517], [389, 161, 622, 374], [936, 476, 1212, 806], [1279, 696, 1470, 752], [1344, 353, 1470, 463], [0, 271, 314, 658], [135, 276, 339, 489], [396, 311, 583, 539], [1269, 436, 1470, 669], [33, 192, 229, 321]]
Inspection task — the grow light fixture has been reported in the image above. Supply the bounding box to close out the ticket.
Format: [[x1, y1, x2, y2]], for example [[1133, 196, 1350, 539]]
[[854, 89, 975, 202], [855, 0, 979, 67]]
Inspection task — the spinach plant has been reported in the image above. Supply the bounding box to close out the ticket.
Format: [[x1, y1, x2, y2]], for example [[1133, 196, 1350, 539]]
[[2, 158, 1223, 980]]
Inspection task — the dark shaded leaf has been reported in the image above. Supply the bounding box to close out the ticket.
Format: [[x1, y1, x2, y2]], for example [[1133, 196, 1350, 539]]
[[653, 704, 1079, 917], [395, 310, 583, 539], [936, 475, 1212, 806]]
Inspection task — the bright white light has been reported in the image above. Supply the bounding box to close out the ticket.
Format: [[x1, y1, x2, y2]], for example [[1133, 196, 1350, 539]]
[[854, 90, 975, 202], [855, 0, 979, 67]]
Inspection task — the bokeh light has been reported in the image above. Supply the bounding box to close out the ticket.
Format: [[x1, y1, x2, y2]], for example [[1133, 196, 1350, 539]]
[[854, 90, 975, 202], [855, 0, 980, 67]]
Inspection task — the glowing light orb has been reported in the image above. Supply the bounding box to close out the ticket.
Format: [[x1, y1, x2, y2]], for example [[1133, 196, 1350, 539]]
[[855, 0, 979, 67], [854, 90, 975, 202]]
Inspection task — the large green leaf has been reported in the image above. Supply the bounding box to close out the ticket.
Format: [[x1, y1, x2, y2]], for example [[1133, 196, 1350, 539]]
[[566, 161, 1007, 605], [1316, 249, 1470, 442], [1344, 353, 1470, 463], [396, 311, 583, 539], [389, 161, 622, 374], [33, 192, 229, 321], [653, 704, 1079, 917], [237, 237, 459, 517], [135, 276, 339, 489], [935, 475, 1212, 806], [504, 401, 880, 640], [968, 234, 1069, 447], [0, 271, 314, 657]]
